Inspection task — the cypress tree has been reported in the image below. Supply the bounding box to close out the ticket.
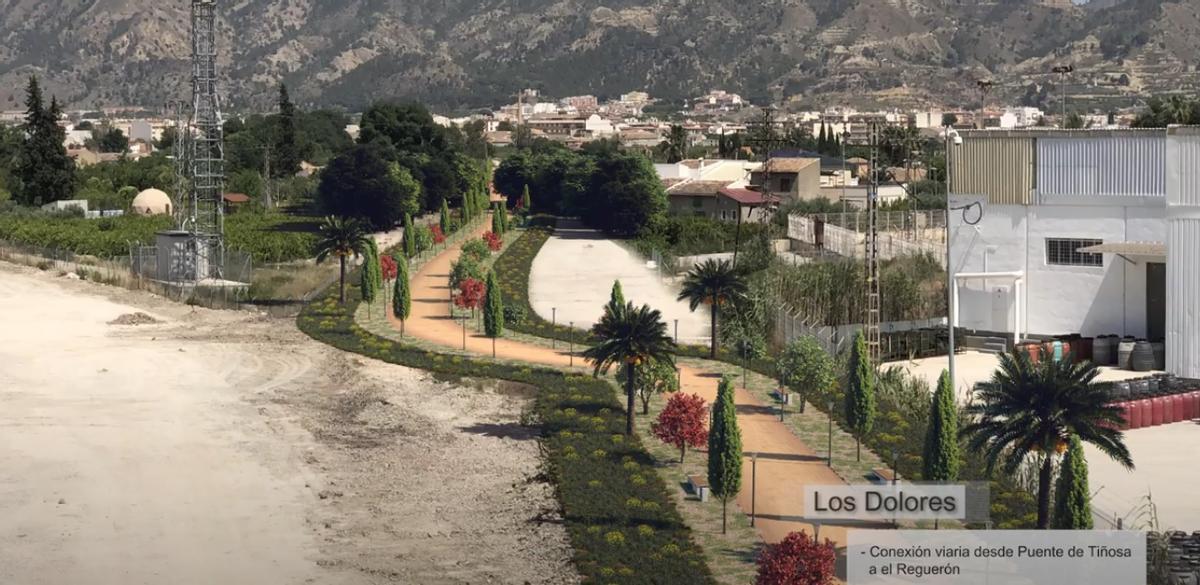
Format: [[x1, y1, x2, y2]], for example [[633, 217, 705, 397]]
[[13, 76, 74, 206], [392, 256, 411, 336], [274, 83, 301, 178], [1052, 435, 1093, 529], [360, 239, 380, 307], [491, 204, 504, 236], [818, 122, 828, 153], [521, 184, 532, 213], [499, 202, 509, 233], [483, 270, 504, 344], [610, 280, 626, 309], [923, 369, 960, 482], [465, 187, 476, 220], [708, 376, 743, 534], [845, 330, 876, 462], [402, 213, 416, 257], [440, 199, 451, 235]]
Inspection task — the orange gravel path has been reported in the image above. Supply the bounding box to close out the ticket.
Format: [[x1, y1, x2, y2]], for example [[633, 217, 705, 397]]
[[390, 219, 859, 547]]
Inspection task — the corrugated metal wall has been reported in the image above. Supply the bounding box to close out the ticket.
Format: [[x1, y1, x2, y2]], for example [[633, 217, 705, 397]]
[[950, 136, 1034, 204], [1038, 136, 1165, 197], [1165, 130, 1200, 378]]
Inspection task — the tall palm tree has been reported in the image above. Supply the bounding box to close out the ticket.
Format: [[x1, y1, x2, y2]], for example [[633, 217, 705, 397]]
[[315, 216, 371, 304], [583, 301, 676, 435], [962, 350, 1133, 529], [677, 259, 748, 358]]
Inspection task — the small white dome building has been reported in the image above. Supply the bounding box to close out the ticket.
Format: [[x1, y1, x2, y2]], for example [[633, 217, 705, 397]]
[[131, 188, 172, 216]]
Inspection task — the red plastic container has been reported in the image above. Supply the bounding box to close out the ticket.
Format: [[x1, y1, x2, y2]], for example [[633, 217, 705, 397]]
[[1139, 399, 1153, 427], [1171, 394, 1185, 423], [1164, 395, 1178, 424], [1191, 391, 1200, 420], [1128, 400, 1143, 429], [1151, 396, 1166, 426]]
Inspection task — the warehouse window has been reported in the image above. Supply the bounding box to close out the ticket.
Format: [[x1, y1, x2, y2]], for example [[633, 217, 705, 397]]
[[1046, 238, 1103, 267]]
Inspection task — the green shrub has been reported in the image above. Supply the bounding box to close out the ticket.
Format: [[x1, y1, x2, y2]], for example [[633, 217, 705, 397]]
[[461, 239, 490, 263]]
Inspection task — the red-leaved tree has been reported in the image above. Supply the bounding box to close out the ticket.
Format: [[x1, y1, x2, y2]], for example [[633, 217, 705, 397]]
[[431, 224, 446, 244], [455, 277, 486, 314], [380, 255, 398, 282], [483, 231, 502, 251], [756, 531, 836, 585], [651, 392, 708, 463]]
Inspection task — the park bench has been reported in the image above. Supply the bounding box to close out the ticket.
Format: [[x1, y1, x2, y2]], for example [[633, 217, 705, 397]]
[[869, 468, 900, 485], [687, 474, 709, 502]]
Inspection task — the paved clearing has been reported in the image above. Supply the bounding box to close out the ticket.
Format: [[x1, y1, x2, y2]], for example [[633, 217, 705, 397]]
[[0, 263, 573, 585], [529, 222, 711, 344], [1085, 421, 1200, 530]]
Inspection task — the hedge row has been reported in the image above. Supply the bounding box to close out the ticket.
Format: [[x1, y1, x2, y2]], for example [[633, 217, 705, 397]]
[[493, 224, 1037, 528], [297, 280, 717, 584]]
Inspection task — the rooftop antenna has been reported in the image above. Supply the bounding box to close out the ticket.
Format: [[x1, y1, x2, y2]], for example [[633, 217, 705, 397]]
[[179, 0, 226, 279]]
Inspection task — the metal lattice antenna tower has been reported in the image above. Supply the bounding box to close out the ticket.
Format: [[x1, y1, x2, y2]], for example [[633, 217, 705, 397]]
[[865, 122, 882, 363], [181, 0, 225, 278], [166, 99, 189, 226]]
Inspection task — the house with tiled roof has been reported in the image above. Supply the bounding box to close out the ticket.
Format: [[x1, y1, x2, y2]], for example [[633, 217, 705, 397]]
[[750, 157, 821, 201]]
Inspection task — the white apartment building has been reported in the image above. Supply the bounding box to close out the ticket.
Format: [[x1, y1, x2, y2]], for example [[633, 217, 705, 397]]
[[948, 128, 1200, 378]]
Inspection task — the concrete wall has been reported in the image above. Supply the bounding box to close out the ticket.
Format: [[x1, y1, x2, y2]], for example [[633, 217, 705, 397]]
[[949, 196, 1165, 338]]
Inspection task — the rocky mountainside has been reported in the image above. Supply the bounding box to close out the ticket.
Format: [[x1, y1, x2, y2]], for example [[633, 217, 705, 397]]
[[0, 0, 1196, 113]]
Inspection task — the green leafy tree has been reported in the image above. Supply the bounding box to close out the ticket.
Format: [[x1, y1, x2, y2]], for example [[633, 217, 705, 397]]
[[923, 370, 960, 482], [392, 256, 411, 336], [582, 302, 676, 435], [1063, 112, 1086, 129], [483, 270, 504, 339], [617, 356, 680, 414], [708, 376, 743, 534], [314, 216, 370, 303], [274, 84, 302, 178], [1052, 435, 1093, 529], [439, 199, 451, 235], [778, 337, 835, 414], [13, 76, 74, 206], [95, 125, 129, 154], [678, 259, 748, 358], [575, 150, 667, 236], [963, 350, 1132, 529], [845, 330, 876, 462], [317, 143, 413, 229], [664, 124, 687, 163]]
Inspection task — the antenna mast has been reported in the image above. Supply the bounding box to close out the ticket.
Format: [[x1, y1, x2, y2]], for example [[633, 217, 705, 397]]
[[180, 0, 226, 279], [865, 123, 882, 363]]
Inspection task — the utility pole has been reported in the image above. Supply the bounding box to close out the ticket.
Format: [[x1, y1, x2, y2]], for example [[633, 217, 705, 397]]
[[865, 123, 882, 364], [1052, 65, 1074, 125], [975, 79, 994, 130], [262, 144, 273, 210]]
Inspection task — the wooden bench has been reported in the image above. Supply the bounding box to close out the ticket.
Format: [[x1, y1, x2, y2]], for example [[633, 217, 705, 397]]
[[869, 468, 900, 485], [686, 474, 709, 502]]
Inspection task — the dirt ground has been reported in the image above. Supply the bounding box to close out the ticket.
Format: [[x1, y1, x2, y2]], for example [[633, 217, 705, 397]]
[[0, 262, 575, 585]]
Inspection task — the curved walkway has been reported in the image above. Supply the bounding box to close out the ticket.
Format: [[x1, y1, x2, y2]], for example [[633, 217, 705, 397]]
[[390, 218, 857, 547]]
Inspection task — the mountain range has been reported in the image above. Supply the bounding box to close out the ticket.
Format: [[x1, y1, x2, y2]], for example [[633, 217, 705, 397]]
[[0, 0, 1197, 114]]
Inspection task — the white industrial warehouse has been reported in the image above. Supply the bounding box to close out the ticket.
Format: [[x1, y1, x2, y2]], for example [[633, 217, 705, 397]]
[[947, 127, 1200, 379]]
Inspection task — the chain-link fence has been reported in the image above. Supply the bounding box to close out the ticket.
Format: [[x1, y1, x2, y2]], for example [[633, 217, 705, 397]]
[[0, 238, 321, 317]]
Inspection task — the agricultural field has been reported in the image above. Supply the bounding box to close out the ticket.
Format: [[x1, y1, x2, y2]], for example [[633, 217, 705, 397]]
[[0, 208, 319, 263]]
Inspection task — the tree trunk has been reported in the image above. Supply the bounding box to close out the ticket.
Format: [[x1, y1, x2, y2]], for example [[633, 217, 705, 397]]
[[710, 305, 719, 359], [625, 362, 636, 436], [856, 437, 861, 462], [338, 256, 346, 304], [680, 445, 686, 464], [1037, 453, 1053, 529], [722, 498, 728, 534], [641, 391, 650, 415]]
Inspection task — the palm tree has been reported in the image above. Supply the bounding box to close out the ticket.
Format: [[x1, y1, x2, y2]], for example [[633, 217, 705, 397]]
[[677, 259, 748, 358], [962, 350, 1133, 529], [583, 301, 676, 435], [315, 216, 371, 304]]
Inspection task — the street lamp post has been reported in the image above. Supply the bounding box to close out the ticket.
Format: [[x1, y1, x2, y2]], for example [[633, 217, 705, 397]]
[[552, 307, 557, 349], [461, 315, 467, 350], [827, 400, 834, 467], [751, 452, 758, 527], [569, 321, 574, 367], [674, 319, 679, 344], [1052, 64, 1074, 124]]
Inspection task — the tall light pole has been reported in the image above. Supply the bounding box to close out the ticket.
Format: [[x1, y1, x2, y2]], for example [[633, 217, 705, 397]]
[[975, 79, 994, 130], [1052, 65, 1074, 125]]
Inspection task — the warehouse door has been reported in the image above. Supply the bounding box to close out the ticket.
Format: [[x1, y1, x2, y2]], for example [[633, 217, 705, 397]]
[[1147, 262, 1166, 341]]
